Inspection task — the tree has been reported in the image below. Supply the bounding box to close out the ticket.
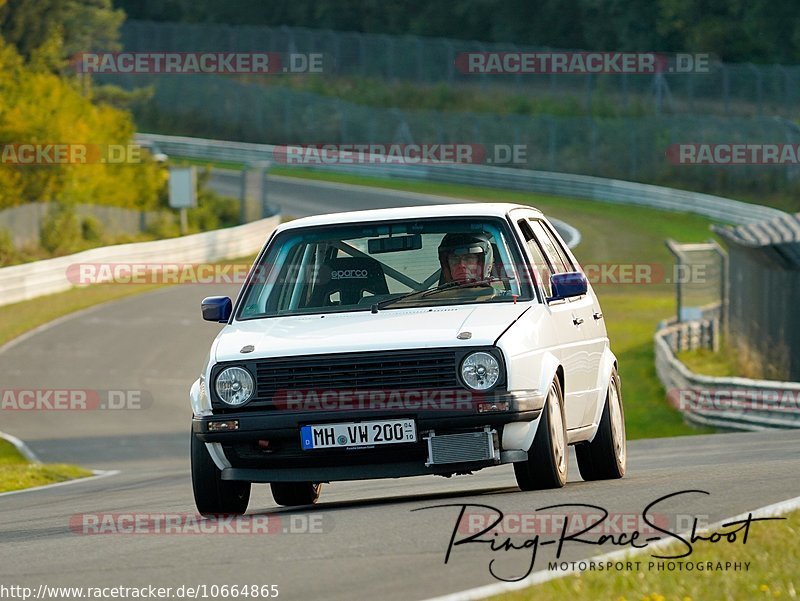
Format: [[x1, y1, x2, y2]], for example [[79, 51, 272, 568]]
[[0, 0, 124, 71]]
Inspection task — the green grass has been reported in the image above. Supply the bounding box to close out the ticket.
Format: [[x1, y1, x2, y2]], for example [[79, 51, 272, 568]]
[[0, 439, 93, 493], [0, 281, 165, 347], [243, 75, 658, 118], [677, 346, 740, 378], [172, 155, 246, 171], [0, 254, 257, 347], [486, 509, 800, 601]]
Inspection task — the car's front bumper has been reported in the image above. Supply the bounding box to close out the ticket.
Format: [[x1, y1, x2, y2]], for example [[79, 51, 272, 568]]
[[192, 389, 545, 482]]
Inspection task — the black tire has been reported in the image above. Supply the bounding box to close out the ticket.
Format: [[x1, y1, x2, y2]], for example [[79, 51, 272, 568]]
[[271, 482, 322, 507], [576, 368, 626, 481], [191, 434, 250, 515], [514, 377, 568, 491]]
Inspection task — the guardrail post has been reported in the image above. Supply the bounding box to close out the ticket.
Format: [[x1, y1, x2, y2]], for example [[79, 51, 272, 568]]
[[239, 170, 247, 225], [259, 161, 273, 218]]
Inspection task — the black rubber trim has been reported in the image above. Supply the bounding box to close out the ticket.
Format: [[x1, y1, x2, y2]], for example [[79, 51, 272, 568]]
[[221, 460, 504, 483]]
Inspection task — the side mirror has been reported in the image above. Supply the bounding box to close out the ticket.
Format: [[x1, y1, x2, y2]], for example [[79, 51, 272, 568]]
[[549, 272, 587, 301], [201, 296, 232, 322]]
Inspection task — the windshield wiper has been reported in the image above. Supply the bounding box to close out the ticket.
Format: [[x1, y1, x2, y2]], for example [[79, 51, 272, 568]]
[[371, 277, 509, 312]]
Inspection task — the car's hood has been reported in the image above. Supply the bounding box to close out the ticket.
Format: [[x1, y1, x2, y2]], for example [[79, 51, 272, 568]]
[[214, 304, 529, 362]]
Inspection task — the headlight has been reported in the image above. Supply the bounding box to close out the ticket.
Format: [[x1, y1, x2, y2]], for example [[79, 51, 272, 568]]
[[215, 366, 255, 406], [460, 352, 501, 391]]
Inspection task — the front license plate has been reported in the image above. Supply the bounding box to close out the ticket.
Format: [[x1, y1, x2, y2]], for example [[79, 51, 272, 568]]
[[301, 419, 416, 450]]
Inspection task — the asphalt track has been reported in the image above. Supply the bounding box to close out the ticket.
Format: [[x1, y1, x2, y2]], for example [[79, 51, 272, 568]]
[[1, 177, 799, 600]]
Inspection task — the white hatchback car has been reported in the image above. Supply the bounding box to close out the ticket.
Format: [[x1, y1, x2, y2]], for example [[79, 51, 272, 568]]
[[190, 203, 626, 513]]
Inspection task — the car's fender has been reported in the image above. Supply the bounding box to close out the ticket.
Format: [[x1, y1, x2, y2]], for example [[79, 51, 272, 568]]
[[495, 305, 562, 452], [578, 346, 618, 443], [500, 349, 561, 452], [191, 332, 237, 470], [189, 377, 210, 416]]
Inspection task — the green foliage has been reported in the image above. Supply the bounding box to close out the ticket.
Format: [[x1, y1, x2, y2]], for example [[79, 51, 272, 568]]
[[187, 192, 240, 232], [40, 202, 82, 254], [144, 211, 180, 239], [91, 83, 155, 111], [0, 0, 124, 72], [114, 0, 800, 64], [80, 215, 103, 242], [0, 228, 18, 265], [0, 37, 168, 211]]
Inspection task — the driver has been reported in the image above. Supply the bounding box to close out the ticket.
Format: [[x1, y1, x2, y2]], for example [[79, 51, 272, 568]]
[[437, 232, 495, 283]]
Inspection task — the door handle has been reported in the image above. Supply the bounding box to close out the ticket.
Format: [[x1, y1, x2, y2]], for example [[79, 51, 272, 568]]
[[573, 317, 584, 326], [593, 311, 603, 321]]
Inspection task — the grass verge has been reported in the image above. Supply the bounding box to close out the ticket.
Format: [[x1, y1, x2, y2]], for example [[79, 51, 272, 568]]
[[0, 439, 93, 494], [677, 345, 740, 378], [486, 509, 799, 601], [0, 281, 165, 347], [0, 255, 257, 347]]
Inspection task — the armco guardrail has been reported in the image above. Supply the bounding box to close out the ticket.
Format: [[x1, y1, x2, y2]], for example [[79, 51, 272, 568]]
[[655, 321, 800, 430], [0, 216, 280, 308], [137, 133, 789, 226]]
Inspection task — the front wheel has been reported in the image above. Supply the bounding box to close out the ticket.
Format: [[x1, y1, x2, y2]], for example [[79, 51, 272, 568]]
[[271, 482, 322, 507], [576, 368, 626, 481], [191, 434, 251, 515], [514, 377, 568, 491]]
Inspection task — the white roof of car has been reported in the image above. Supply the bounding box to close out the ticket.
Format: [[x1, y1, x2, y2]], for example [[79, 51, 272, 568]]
[[276, 202, 542, 232]]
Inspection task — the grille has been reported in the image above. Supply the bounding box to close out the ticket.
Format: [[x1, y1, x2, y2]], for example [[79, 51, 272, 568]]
[[247, 348, 459, 408]]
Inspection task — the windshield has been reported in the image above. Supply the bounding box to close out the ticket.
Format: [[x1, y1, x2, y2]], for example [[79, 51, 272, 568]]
[[237, 217, 532, 319]]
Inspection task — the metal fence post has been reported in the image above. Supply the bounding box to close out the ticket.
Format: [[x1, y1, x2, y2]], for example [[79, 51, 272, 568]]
[[666, 239, 683, 321], [722, 65, 730, 115], [445, 41, 455, 83], [548, 117, 557, 172]]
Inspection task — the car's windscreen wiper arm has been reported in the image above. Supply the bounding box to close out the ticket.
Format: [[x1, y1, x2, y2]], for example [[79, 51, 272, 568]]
[[371, 277, 509, 312], [371, 281, 461, 313]]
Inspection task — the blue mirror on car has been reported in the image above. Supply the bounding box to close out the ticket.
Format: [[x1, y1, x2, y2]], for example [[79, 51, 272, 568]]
[[201, 296, 232, 322], [549, 272, 587, 301]]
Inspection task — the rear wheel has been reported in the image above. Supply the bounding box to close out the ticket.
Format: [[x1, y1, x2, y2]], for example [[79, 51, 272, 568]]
[[576, 368, 626, 481], [191, 434, 250, 515], [271, 482, 322, 507], [514, 377, 568, 491]]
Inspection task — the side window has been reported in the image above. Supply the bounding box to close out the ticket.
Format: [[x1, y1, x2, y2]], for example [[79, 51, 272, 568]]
[[518, 219, 553, 298], [528, 220, 573, 273], [541, 221, 576, 272]]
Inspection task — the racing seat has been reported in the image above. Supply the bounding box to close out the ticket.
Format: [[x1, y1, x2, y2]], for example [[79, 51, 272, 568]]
[[309, 256, 390, 307]]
